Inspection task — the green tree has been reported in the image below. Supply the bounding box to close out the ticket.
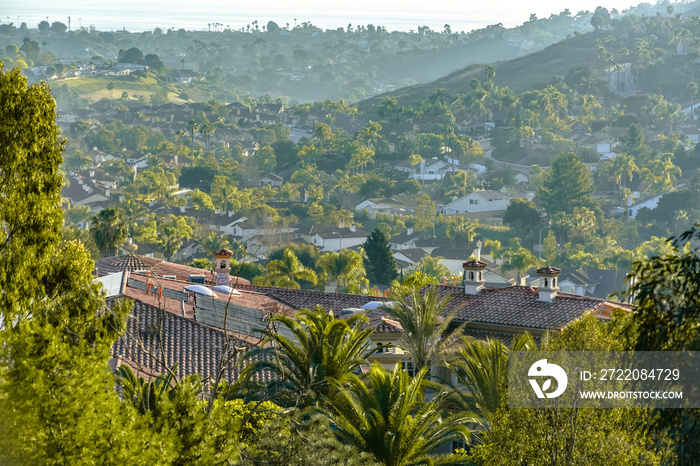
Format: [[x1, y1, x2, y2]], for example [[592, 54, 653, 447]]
[[503, 198, 540, 240], [317, 249, 368, 294], [627, 226, 700, 461], [90, 207, 128, 257], [537, 153, 596, 215], [63, 149, 92, 172], [0, 64, 156, 464], [446, 216, 478, 248], [259, 249, 317, 289], [327, 363, 474, 466], [501, 238, 538, 283], [243, 307, 373, 406], [414, 194, 436, 233], [385, 286, 466, 373], [362, 228, 398, 285], [470, 313, 666, 465], [444, 334, 536, 426]]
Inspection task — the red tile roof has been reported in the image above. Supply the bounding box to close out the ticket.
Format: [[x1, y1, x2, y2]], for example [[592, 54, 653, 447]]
[[434, 285, 632, 331], [94, 255, 250, 285], [110, 298, 273, 385], [235, 284, 389, 312]]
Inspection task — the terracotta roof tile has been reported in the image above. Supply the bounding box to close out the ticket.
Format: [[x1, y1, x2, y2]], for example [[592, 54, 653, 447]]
[[434, 285, 625, 330], [94, 255, 250, 285], [110, 298, 272, 385], [235, 284, 388, 312]]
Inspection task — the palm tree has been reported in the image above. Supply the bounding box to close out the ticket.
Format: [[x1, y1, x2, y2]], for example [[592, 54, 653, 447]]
[[174, 129, 185, 156], [689, 82, 698, 115], [444, 334, 536, 427], [63, 149, 92, 173], [242, 306, 373, 406], [327, 363, 475, 466], [261, 249, 317, 289], [317, 250, 368, 294], [90, 208, 128, 257], [385, 286, 466, 374], [501, 239, 538, 284], [187, 119, 199, 152], [199, 232, 230, 257], [446, 216, 478, 248], [158, 224, 183, 261]]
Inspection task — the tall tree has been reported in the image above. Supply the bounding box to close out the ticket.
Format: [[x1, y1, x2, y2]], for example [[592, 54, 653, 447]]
[[414, 194, 437, 233], [385, 286, 466, 373], [446, 216, 478, 248], [0, 64, 154, 464], [536, 153, 596, 215], [362, 228, 398, 285], [90, 207, 128, 257]]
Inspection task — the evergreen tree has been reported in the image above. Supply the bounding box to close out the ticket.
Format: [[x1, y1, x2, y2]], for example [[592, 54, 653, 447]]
[[537, 153, 596, 216], [0, 64, 156, 464], [362, 228, 398, 285]]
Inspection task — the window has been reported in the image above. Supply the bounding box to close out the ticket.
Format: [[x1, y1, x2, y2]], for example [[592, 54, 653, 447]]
[[188, 274, 206, 284], [402, 360, 416, 377], [376, 343, 387, 354], [452, 439, 466, 453]]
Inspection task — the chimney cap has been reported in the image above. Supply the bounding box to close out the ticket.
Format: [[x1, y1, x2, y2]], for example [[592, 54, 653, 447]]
[[214, 248, 234, 258], [536, 266, 561, 276], [463, 259, 488, 270]]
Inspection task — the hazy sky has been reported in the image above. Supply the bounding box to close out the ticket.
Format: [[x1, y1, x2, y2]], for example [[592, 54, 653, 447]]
[[3, 0, 667, 32]]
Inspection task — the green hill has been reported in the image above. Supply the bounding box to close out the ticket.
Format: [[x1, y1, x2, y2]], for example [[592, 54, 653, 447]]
[[357, 31, 602, 115]]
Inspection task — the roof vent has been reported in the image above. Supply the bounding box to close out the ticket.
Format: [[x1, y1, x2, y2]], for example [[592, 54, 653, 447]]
[[162, 275, 177, 280], [133, 270, 148, 275], [188, 274, 206, 284]]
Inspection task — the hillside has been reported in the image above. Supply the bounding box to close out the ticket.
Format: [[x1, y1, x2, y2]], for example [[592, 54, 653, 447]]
[[357, 31, 602, 115]]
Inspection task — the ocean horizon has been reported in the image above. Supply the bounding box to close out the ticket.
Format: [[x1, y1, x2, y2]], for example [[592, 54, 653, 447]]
[[3, 0, 645, 34]]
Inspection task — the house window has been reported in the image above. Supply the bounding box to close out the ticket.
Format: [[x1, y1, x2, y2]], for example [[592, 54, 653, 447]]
[[452, 439, 466, 453], [402, 360, 416, 377], [376, 343, 387, 354], [469, 199, 478, 205]]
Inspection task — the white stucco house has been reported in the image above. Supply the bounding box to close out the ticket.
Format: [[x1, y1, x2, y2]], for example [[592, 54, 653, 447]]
[[442, 190, 510, 215]]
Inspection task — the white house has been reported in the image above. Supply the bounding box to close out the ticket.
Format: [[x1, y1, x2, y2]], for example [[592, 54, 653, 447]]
[[395, 158, 454, 181], [298, 225, 370, 252], [389, 228, 422, 250], [442, 190, 510, 215], [627, 191, 669, 219]]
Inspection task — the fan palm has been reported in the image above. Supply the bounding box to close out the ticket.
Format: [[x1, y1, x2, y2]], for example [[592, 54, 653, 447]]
[[385, 286, 466, 374], [327, 363, 475, 466], [90, 208, 128, 257], [242, 306, 373, 406]]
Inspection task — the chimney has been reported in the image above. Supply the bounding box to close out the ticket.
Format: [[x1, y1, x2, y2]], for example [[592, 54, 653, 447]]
[[89, 170, 95, 177], [180, 205, 186, 213], [407, 227, 414, 236], [228, 211, 235, 217], [475, 240, 482, 261], [536, 266, 561, 302], [349, 225, 356, 233], [173, 155, 179, 165], [214, 248, 234, 287], [463, 259, 488, 295]]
